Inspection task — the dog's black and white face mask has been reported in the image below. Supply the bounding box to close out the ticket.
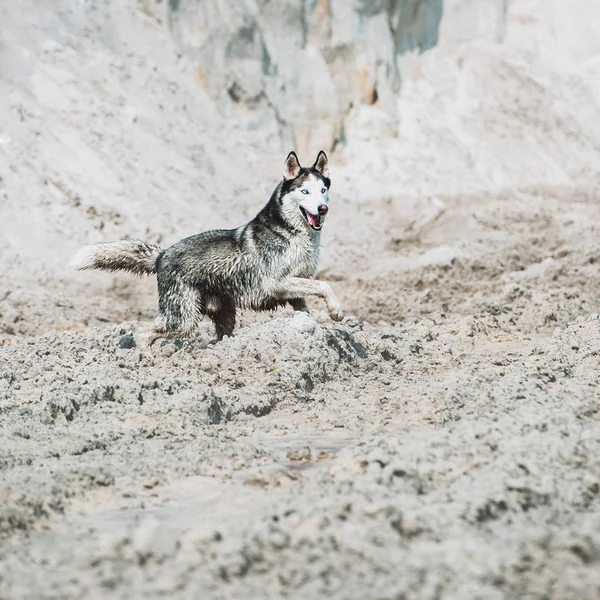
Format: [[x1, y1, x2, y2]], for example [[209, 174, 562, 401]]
[[281, 151, 331, 232]]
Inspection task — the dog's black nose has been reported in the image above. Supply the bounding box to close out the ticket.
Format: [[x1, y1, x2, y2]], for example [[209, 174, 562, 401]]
[[318, 204, 328, 216]]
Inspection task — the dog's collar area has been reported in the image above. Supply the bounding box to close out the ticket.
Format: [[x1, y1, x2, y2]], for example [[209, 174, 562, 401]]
[[299, 206, 324, 231]]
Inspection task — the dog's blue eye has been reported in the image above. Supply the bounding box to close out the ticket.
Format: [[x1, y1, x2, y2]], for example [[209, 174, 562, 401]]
[[301, 189, 309, 195], [321, 188, 327, 194]]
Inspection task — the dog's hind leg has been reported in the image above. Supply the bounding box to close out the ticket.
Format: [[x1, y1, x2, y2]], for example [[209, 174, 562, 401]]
[[138, 283, 202, 348], [136, 321, 163, 350], [272, 277, 344, 322]]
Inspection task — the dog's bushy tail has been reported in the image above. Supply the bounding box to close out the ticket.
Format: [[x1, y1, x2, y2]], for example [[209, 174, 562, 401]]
[[70, 239, 163, 276]]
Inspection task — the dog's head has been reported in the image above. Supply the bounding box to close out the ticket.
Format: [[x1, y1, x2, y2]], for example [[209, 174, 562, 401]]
[[279, 151, 330, 232]]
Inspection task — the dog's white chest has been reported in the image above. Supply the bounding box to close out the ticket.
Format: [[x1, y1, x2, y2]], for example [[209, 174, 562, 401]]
[[287, 234, 320, 278]]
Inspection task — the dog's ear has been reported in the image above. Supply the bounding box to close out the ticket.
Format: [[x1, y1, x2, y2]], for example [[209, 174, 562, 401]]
[[312, 150, 329, 178], [283, 151, 301, 180]]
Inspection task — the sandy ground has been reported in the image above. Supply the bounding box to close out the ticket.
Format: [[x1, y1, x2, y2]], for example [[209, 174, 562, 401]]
[[2, 1, 600, 599]]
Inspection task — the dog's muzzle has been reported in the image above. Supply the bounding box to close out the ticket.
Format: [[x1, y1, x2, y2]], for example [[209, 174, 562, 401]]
[[300, 205, 327, 231]]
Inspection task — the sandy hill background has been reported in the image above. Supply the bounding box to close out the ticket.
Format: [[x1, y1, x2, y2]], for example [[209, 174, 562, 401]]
[[1, 1, 600, 598]]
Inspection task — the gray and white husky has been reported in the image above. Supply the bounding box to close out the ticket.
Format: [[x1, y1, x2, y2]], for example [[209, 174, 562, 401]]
[[71, 151, 344, 346]]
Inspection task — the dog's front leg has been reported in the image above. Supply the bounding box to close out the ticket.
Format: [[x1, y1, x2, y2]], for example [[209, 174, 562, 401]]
[[288, 298, 310, 314], [272, 277, 344, 321]]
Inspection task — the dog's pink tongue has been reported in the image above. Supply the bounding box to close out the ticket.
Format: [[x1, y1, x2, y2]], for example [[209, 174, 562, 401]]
[[307, 212, 319, 228]]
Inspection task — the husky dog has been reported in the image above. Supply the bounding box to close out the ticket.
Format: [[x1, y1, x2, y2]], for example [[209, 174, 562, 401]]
[[71, 151, 344, 346]]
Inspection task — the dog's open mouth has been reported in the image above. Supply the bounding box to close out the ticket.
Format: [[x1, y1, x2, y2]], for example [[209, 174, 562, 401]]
[[299, 207, 324, 231]]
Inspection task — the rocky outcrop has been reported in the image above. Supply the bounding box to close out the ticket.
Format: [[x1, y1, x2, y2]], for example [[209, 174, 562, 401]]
[[150, 0, 444, 155]]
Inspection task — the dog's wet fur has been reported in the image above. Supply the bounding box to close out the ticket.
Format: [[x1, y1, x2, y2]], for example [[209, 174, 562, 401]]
[[71, 151, 344, 347]]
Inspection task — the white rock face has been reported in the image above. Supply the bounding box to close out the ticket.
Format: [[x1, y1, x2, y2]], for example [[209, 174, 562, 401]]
[[141, 0, 600, 194], [160, 0, 444, 155]]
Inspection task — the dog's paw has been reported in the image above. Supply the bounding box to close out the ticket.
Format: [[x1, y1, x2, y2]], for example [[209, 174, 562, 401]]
[[328, 301, 344, 322]]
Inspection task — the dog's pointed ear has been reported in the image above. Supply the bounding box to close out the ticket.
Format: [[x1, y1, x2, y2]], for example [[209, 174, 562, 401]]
[[312, 150, 329, 177], [283, 151, 301, 180]]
